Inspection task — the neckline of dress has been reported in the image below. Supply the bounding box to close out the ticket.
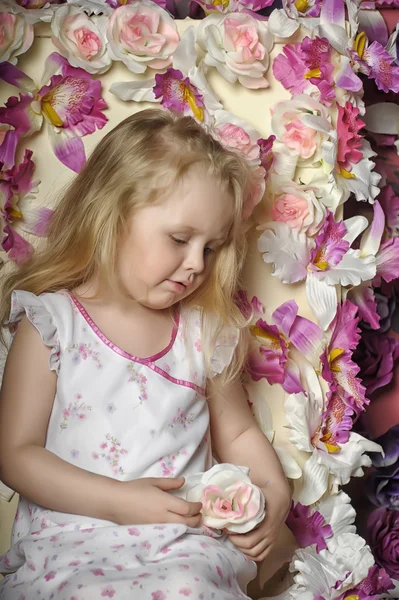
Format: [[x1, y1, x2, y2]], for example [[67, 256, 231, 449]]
[[68, 293, 180, 364]]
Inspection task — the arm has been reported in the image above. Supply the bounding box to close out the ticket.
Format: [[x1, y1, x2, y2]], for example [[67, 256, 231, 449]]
[[209, 378, 291, 560], [0, 317, 202, 527]]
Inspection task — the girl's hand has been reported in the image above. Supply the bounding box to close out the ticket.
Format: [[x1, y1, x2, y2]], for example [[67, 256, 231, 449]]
[[225, 486, 291, 562], [112, 476, 203, 528]]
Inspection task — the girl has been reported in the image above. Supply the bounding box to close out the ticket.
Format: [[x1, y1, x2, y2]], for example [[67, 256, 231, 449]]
[[0, 109, 290, 599]]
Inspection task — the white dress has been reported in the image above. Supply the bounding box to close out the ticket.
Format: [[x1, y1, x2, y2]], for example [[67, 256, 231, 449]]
[[0, 290, 257, 600]]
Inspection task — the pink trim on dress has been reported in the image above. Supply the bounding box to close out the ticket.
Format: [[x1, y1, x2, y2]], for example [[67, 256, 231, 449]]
[[70, 294, 179, 364]]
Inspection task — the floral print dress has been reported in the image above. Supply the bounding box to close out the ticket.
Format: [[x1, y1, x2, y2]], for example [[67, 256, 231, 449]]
[[0, 290, 256, 600]]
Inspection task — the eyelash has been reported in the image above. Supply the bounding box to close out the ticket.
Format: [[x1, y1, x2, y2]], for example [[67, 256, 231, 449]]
[[171, 237, 214, 256]]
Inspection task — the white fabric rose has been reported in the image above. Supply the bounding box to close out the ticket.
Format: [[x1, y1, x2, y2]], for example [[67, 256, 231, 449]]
[[197, 12, 274, 89], [107, 0, 179, 74], [0, 11, 34, 65], [177, 463, 265, 533], [51, 6, 111, 75]]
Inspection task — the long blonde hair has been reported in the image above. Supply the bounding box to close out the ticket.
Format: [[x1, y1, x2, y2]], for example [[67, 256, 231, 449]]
[[1, 108, 252, 384]]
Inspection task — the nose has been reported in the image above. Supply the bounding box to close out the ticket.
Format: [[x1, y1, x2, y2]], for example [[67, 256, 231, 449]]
[[184, 244, 205, 275]]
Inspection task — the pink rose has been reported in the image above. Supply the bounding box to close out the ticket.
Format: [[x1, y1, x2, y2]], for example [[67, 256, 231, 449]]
[[107, 0, 179, 74], [282, 117, 318, 159], [271, 193, 309, 229], [0, 12, 33, 65], [51, 6, 111, 75], [177, 463, 265, 533], [198, 13, 273, 89]]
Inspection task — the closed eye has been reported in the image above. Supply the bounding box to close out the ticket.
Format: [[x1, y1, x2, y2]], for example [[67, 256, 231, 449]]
[[171, 236, 187, 245]]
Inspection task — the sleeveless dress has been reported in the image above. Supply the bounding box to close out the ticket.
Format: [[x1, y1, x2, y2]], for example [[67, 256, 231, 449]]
[[0, 290, 257, 600]]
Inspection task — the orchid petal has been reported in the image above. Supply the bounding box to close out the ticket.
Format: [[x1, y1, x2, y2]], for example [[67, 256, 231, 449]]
[[335, 60, 363, 93], [2, 225, 34, 264], [284, 358, 304, 394], [363, 102, 399, 136], [0, 129, 19, 170], [297, 451, 330, 505], [109, 78, 157, 102], [359, 200, 385, 257], [316, 23, 349, 54], [19, 206, 53, 237], [258, 223, 311, 284], [343, 215, 369, 245], [320, 0, 345, 29], [272, 301, 324, 358], [273, 446, 302, 480], [323, 250, 376, 287], [358, 9, 388, 46], [306, 273, 337, 330], [349, 284, 380, 330], [376, 238, 399, 283], [271, 300, 298, 338], [40, 52, 69, 89], [0, 61, 36, 91], [266, 9, 299, 38], [47, 126, 86, 173], [173, 26, 197, 75]]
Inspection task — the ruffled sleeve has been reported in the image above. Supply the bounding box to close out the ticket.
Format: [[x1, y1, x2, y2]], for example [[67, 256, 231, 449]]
[[7, 290, 60, 373], [210, 325, 239, 377]]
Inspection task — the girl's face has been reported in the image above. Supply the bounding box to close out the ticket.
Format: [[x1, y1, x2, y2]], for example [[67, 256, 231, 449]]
[[115, 167, 234, 311]]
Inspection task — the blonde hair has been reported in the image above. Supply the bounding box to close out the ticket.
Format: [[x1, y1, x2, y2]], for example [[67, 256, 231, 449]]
[[0, 108, 252, 385]]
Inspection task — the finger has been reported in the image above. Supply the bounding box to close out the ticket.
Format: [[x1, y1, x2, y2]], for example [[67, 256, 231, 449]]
[[168, 496, 203, 517], [166, 512, 202, 528], [227, 531, 265, 550], [251, 546, 271, 563], [155, 477, 185, 491]]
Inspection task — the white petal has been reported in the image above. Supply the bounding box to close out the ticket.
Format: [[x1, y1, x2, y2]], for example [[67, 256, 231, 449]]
[[173, 26, 197, 74], [258, 223, 311, 284], [363, 102, 399, 136], [343, 216, 369, 245], [316, 491, 356, 539], [267, 9, 299, 38], [306, 274, 337, 331], [109, 79, 157, 102], [323, 251, 376, 287], [296, 451, 329, 505]]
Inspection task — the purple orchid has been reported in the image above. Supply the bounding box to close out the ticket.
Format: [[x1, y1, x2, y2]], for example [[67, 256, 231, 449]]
[[286, 502, 332, 552], [1, 149, 53, 264], [106, 0, 167, 7], [354, 40, 399, 94], [273, 37, 335, 106], [320, 301, 368, 418], [247, 298, 323, 393], [335, 565, 394, 600], [336, 101, 365, 174], [192, 0, 274, 17], [154, 68, 206, 123], [0, 53, 107, 172]]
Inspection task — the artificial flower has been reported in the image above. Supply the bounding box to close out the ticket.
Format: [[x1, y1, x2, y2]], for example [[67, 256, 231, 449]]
[[286, 502, 333, 552], [3, 0, 64, 24], [353, 36, 399, 94], [273, 36, 336, 106], [106, 0, 167, 8], [110, 26, 222, 123], [176, 463, 265, 533], [267, 181, 325, 235], [213, 109, 262, 165], [271, 94, 332, 168], [353, 330, 399, 395], [367, 507, 399, 580], [289, 533, 375, 600], [379, 185, 399, 240], [320, 301, 367, 418], [370, 424, 399, 469], [51, 5, 111, 74], [246, 297, 323, 394], [193, 0, 274, 17], [0, 149, 52, 264], [0, 11, 33, 65], [366, 457, 399, 510], [285, 382, 381, 504], [360, 286, 396, 333], [107, 1, 179, 74], [197, 12, 274, 89], [258, 211, 376, 330], [0, 53, 107, 172], [338, 564, 394, 600]]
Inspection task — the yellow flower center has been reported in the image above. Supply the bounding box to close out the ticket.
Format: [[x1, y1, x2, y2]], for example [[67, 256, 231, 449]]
[[354, 32, 366, 59], [212, 0, 229, 6], [295, 0, 309, 12], [41, 97, 63, 127], [339, 167, 356, 179], [328, 347, 344, 372], [183, 86, 204, 122], [304, 68, 321, 79]]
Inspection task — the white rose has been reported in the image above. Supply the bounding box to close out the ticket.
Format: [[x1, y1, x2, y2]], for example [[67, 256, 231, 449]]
[[197, 12, 274, 89], [107, 0, 179, 74], [0, 11, 34, 65], [51, 6, 111, 75], [177, 463, 265, 533]]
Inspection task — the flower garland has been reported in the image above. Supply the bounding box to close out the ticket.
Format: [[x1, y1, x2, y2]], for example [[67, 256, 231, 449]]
[[1, 0, 399, 597]]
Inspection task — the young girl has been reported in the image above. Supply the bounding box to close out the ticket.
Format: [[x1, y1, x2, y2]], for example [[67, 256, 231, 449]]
[[0, 109, 290, 599]]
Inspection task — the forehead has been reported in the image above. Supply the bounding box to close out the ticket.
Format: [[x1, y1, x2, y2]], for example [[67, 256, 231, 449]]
[[149, 170, 234, 237]]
